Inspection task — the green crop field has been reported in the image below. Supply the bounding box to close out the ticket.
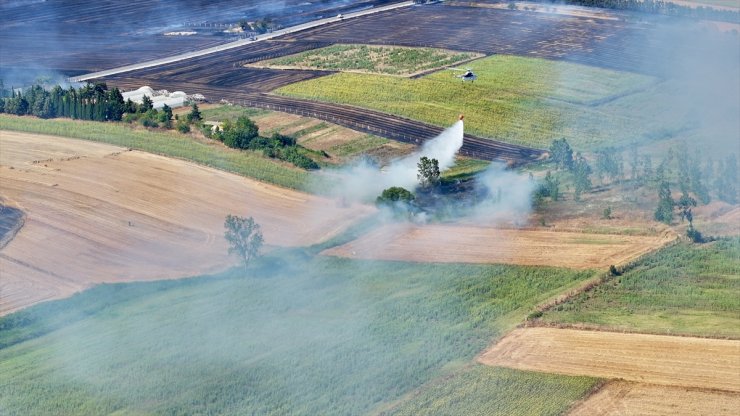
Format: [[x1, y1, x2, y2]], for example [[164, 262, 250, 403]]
[[276, 54, 684, 149], [0, 114, 308, 190], [0, 254, 595, 415], [258, 44, 481, 76], [541, 238, 740, 338], [387, 365, 597, 416]]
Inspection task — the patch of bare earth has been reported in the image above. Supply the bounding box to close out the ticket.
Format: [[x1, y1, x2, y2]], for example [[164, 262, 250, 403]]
[[321, 224, 673, 269], [479, 327, 740, 392], [0, 131, 374, 315], [568, 381, 740, 416]]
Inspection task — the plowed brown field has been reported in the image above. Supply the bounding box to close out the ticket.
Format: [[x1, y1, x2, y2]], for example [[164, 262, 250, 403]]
[[0, 131, 373, 315], [568, 381, 740, 416], [479, 327, 740, 392], [322, 224, 673, 269]]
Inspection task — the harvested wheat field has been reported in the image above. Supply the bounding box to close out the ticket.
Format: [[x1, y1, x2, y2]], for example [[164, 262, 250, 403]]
[[568, 380, 740, 416], [322, 224, 673, 269], [479, 327, 740, 392], [0, 131, 373, 315]]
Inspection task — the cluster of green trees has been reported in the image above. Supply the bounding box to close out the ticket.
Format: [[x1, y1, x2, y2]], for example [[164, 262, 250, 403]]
[[377, 157, 441, 217], [207, 115, 320, 170], [238, 18, 275, 34], [653, 143, 737, 228], [0, 82, 126, 121], [528, 0, 739, 23], [545, 138, 593, 201]]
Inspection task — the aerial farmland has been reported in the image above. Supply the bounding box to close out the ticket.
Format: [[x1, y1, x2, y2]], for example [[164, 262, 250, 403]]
[[0, 0, 738, 415]]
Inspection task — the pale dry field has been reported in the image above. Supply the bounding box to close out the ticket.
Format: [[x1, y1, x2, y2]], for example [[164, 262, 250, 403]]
[[568, 381, 740, 416], [322, 223, 673, 269], [0, 131, 373, 315], [479, 327, 740, 392]]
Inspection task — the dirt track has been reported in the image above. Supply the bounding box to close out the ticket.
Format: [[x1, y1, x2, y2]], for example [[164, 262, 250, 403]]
[[0, 131, 373, 315], [321, 224, 673, 269], [479, 327, 740, 392], [568, 381, 740, 416]]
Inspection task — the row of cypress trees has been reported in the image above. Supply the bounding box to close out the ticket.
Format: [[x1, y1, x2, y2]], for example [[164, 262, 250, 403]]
[[0, 82, 132, 122]]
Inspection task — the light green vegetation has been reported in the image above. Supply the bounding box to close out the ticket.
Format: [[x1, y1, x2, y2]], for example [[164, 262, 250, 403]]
[[199, 105, 267, 122], [441, 158, 492, 181], [0, 254, 594, 415], [276, 54, 676, 149], [387, 366, 597, 416], [326, 133, 390, 157], [0, 114, 308, 190], [259, 44, 481, 76], [542, 239, 740, 338]]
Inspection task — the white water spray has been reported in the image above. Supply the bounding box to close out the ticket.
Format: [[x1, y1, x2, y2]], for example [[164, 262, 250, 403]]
[[331, 121, 465, 202]]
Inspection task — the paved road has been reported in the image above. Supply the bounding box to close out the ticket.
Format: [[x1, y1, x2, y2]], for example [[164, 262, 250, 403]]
[[70, 1, 414, 82]]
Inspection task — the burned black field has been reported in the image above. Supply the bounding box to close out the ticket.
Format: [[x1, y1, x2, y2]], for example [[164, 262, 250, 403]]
[[0, 0, 391, 78]]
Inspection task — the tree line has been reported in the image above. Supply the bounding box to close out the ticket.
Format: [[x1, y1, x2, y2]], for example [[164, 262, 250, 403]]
[[519, 0, 739, 23], [544, 137, 737, 241], [0, 81, 127, 121]]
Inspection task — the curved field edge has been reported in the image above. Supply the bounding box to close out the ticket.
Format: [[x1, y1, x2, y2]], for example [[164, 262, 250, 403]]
[[538, 238, 740, 339], [0, 114, 309, 191], [0, 254, 595, 415]]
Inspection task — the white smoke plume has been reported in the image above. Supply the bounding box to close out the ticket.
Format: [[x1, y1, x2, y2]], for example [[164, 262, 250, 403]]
[[326, 121, 464, 202], [469, 163, 537, 225]]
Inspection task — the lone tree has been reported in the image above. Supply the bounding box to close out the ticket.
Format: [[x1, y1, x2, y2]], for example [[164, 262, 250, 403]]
[[224, 215, 264, 272], [572, 152, 592, 201], [417, 156, 440, 188], [654, 180, 674, 224], [186, 102, 202, 123], [376, 186, 415, 206]]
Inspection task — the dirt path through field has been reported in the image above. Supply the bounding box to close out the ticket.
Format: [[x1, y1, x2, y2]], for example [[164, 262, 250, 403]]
[[479, 327, 740, 392], [0, 131, 373, 315], [322, 223, 673, 269], [568, 380, 740, 416]]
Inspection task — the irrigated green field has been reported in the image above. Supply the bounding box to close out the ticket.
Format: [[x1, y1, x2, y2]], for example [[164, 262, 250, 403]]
[[0, 254, 595, 415], [541, 238, 740, 338], [0, 114, 308, 190], [257, 44, 481, 76], [276, 55, 679, 149], [387, 366, 597, 416]]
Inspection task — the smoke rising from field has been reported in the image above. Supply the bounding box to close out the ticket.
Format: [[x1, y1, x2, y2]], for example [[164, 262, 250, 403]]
[[469, 163, 537, 225], [327, 120, 464, 202]]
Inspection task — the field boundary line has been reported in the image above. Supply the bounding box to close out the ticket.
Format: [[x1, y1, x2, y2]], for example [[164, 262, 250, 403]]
[[70, 1, 414, 82], [522, 229, 678, 319]]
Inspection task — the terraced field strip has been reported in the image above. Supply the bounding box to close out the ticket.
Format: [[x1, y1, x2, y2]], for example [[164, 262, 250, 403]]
[[568, 381, 740, 416], [321, 224, 673, 269], [479, 327, 740, 392], [0, 131, 373, 315]]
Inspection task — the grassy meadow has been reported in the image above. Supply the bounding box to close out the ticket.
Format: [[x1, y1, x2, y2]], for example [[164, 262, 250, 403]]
[[258, 44, 481, 76], [275, 54, 686, 149], [541, 238, 740, 338], [0, 114, 308, 190], [0, 254, 595, 415]]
